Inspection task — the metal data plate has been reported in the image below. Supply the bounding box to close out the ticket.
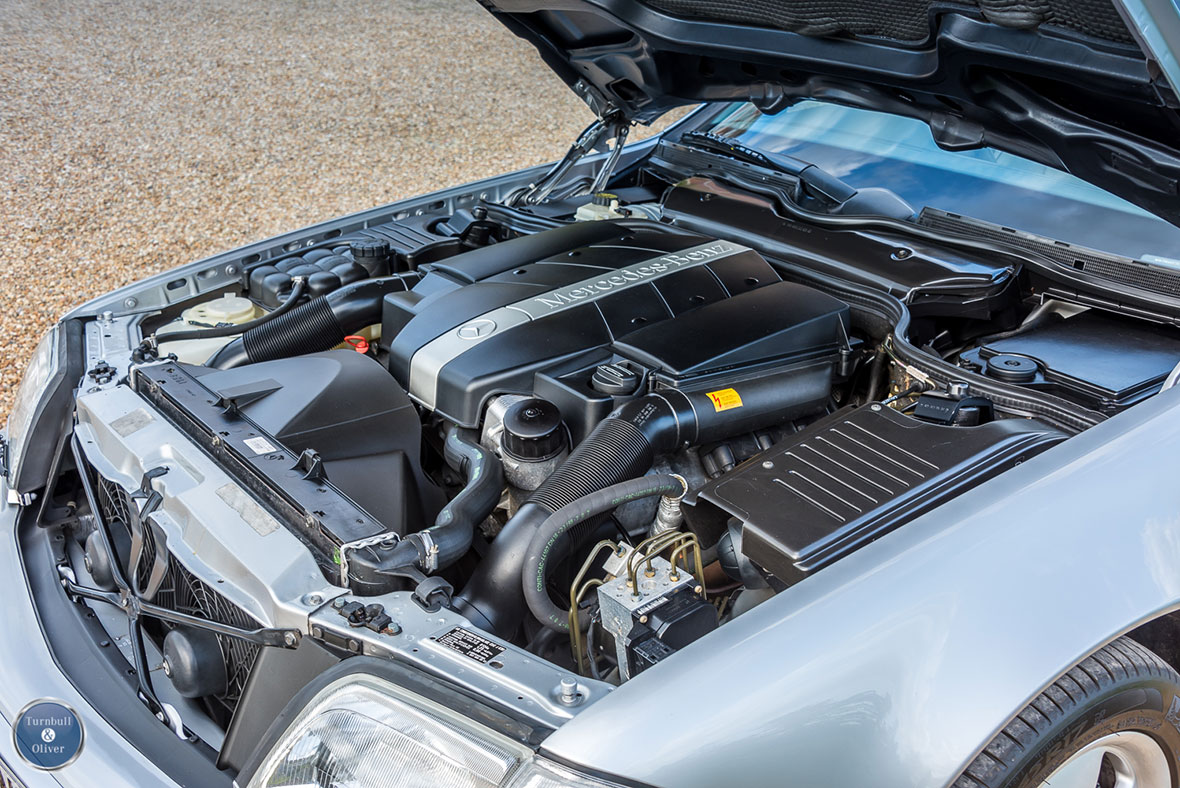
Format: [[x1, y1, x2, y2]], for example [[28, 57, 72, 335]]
[[310, 592, 612, 730]]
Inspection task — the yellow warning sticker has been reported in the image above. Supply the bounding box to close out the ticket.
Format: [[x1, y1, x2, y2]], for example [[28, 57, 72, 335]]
[[706, 388, 743, 412]]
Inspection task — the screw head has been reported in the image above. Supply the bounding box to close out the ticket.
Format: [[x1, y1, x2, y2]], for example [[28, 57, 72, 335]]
[[225, 264, 237, 275], [762, 460, 774, 469], [302, 593, 324, 607], [870, 404, 882, 411], [161, 657, 173, 677]]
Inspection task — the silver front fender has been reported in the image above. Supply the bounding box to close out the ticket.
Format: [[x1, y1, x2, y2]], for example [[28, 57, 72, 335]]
[[542, 387, 1180, 788]]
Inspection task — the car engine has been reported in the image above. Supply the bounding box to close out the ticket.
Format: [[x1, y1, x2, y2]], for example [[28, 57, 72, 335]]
[[54, 177, 1180, 759]]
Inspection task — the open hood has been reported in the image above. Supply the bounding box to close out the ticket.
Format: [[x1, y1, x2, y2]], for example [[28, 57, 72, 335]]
[[479, 0, 1180, 226]]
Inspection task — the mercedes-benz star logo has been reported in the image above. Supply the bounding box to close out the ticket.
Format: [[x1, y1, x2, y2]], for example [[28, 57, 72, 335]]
[[457, 319, 496, 340]]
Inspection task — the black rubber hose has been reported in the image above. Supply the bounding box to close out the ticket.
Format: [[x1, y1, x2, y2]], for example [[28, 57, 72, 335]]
[[154, 277, 309, 348], [388, 427, 503, 573], [206, 274, 418, 368], [523, 474, 687, 633]]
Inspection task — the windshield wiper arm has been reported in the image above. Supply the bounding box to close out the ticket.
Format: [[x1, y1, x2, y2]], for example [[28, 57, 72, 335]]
[[677, 130, 912, 219]]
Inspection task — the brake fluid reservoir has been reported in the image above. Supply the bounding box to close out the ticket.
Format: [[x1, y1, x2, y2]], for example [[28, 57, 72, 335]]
[[156, 295, 261, 364]]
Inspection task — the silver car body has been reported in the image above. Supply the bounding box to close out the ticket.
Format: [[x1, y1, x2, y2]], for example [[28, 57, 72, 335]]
[[5, 32, 1180, 783]]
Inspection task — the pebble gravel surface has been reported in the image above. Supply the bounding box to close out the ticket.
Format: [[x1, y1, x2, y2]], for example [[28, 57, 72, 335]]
[[0, 0, 682, 422]]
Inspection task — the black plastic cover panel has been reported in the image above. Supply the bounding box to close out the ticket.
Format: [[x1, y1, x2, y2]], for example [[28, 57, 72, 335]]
[[689, 404, 1064, 585], [960, 312, 1180, 414], [385, 220, 850, 426], [135, 353, 436, 583]]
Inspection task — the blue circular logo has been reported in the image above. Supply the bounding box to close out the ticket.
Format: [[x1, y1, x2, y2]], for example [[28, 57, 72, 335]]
[[12, 700, 84, 770]]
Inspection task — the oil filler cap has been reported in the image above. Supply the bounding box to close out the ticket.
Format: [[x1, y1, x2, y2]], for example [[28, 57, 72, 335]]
[[985, 353, 1039, 383], [591, 362, 641, 395], [502, 398, 565, 461]]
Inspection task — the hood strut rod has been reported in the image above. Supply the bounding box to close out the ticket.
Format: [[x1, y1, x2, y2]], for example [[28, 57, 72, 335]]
[[511, 115, 629, 206]]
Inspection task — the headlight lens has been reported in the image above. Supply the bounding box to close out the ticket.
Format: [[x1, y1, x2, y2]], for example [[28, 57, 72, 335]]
[[5, 328, 61, 491], [248, 675, 626, 788]]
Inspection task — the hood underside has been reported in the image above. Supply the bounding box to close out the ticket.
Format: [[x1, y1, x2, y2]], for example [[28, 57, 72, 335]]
[[480, 0, 1180, 226]]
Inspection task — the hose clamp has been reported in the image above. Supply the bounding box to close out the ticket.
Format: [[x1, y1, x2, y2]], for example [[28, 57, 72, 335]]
[[416, 531, 439, 573], [338, 533, 399, 587]]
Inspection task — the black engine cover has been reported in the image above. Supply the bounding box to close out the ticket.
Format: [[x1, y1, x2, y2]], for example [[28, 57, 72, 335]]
[[383, 220, 850, 429], [686, 404, 1065, 585]]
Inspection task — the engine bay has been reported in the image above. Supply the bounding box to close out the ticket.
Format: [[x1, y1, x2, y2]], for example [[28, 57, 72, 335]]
[[51, 171, 1180, 759]]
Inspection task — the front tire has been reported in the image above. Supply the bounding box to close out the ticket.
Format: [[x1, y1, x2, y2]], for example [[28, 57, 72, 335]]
[[954, 636, 1180, 788]]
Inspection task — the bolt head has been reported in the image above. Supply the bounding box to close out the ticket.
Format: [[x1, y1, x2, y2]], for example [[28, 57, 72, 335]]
[[761, 460, 774, 469], [161, 657, 172, 678], [348, 639, 360, 653], [225, 264, 237, 275], [123, 297, 138, 309], [558, 676, 583, 706], [870, 404, 882, 411], [332, 598, 347, 609], [283, 632, 298, 647]]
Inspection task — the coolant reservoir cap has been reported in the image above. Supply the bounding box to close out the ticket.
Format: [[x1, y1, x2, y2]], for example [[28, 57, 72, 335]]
[[502, 398, 566, 461], [349, 238, 391, 259], [985, 353, 1039, 383]]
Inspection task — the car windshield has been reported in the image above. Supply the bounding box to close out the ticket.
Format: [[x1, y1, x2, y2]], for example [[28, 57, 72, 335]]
[[699, 101, 1180, 266]]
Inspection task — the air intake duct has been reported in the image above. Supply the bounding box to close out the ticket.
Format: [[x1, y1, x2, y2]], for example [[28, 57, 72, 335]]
[[207, 274, 418, 369], [454, 361, 834, 636]]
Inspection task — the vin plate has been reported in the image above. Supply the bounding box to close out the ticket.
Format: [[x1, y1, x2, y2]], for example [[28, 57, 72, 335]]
[[435, 627, 505, 664]]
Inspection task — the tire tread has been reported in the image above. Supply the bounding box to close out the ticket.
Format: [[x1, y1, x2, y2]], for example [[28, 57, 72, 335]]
[[956, 636, 1180, 787]]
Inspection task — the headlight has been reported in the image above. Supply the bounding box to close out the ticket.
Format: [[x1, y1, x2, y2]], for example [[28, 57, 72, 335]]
[[5, 327, 62, 495], [247, 675, 628, 788]]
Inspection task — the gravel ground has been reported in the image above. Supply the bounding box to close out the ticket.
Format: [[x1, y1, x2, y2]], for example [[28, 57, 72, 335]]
[[0, 0, 679, 423]]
